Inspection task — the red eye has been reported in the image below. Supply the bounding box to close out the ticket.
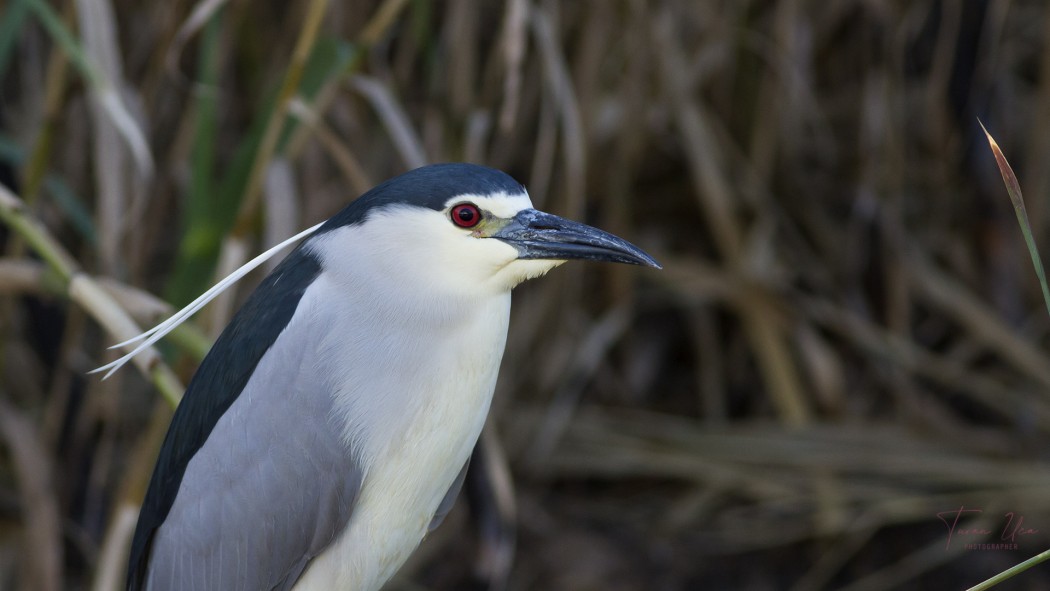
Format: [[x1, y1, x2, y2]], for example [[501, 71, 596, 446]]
[[451, 203, 482, 228]]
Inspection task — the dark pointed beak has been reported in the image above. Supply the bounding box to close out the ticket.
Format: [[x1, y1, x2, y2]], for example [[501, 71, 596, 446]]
[[492, 209, 661, 269]]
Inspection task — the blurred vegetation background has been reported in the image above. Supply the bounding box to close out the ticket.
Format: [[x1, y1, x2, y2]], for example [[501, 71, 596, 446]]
[[2, 0, 1050, 589]]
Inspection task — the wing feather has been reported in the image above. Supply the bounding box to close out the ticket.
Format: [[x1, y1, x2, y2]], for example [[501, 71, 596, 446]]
[[127, 248, 361, 590]]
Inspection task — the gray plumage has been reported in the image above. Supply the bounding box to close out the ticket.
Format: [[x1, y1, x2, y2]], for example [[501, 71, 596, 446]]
[[144, 277, 362, 590]]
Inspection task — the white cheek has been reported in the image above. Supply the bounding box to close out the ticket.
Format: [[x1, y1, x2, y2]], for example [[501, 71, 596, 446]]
[[308, 207, 537, 296]]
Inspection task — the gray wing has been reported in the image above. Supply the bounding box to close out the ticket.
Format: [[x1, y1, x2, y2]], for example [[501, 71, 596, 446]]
[[429, 459, 468, 532], [143, 319, 361, 591]]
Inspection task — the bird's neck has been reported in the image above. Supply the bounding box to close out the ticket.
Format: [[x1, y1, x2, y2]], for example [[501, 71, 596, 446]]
[[300, 267, 512, 453]]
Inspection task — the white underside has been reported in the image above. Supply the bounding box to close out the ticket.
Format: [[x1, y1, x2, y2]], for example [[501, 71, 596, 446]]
[[292, 228, 517, 590]]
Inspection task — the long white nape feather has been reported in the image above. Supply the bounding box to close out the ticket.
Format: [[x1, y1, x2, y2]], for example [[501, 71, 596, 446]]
[[90, 222, 325, 380]]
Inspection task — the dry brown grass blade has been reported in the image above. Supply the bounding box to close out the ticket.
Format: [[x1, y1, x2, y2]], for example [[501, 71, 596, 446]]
[[446, 0, 477, 118], [166, 0, 230, 79], [92, 398, 174, 591], [498, 0, 528, 132], [649, 8, 809, 426], [463, 111, 491, 163], [74, 0, 146, 274], [0, 258, 198, 341], [801, 295, 1050, 426], [91, 504, 137, 591], [472, 426, 517, 591], [358, 0, 412, 47], [547, 408, 1050, 522], [204, 0, 331, 333], [527, 304, 633, 462], [527, 87, 557, 206], [263, 158, 299, 274], [349, 75, 428, 168], [531, 6, 585, 216], [0, 259, 46, 294], [287, 98, 374, 195], [834, 528, 973, 591], [231, 0, 331, 234], [906, 254, 1050, 391], [1022, 10, 1050, 230], [21, 14, 71, 205], [0, 399, 62, 591], [649, 10, 741, 261], [0, 183, 184, 405], [790, 517, 881, 591]]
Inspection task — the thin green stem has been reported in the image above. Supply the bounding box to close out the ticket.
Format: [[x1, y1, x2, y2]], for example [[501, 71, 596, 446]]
[[966, 548, 1050, 591], [979, 120, 1050, 319], [24, 0, 101, 86]]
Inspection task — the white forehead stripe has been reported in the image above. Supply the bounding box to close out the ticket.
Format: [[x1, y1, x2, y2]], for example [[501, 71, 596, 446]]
[[442, 191, 534, 218]]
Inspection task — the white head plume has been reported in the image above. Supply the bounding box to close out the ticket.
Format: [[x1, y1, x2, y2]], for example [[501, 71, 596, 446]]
[[91, 222, 324, 380]]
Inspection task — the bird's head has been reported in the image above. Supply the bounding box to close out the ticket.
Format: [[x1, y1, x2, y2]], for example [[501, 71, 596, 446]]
[[309, 163, 661, 296], [92, 163, 660, 378]]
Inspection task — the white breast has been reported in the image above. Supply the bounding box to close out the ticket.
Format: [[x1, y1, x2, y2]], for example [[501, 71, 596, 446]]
[[292, 232, 512, 590]]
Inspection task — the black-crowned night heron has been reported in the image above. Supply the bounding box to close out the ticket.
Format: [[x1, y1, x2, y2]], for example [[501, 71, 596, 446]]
[[98, 163, 659, 590]]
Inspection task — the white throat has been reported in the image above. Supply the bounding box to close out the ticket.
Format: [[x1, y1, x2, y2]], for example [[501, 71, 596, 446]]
[[293, 226, 513, 589]]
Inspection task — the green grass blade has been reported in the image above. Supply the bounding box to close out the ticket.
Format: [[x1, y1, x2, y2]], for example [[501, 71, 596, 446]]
[[23, 0, 99, 84], [967, 548, 1050, 591], [0, 0, 30, 78], [165, 11, 224, 307], [975, 122, 1050, 589], [165, 33, 357, 306], [979, 120, 1050, 320], [24, 0, 153, 176]]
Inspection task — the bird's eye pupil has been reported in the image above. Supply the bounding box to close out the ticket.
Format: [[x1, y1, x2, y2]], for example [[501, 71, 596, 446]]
[[451, 203, 481, 228]]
